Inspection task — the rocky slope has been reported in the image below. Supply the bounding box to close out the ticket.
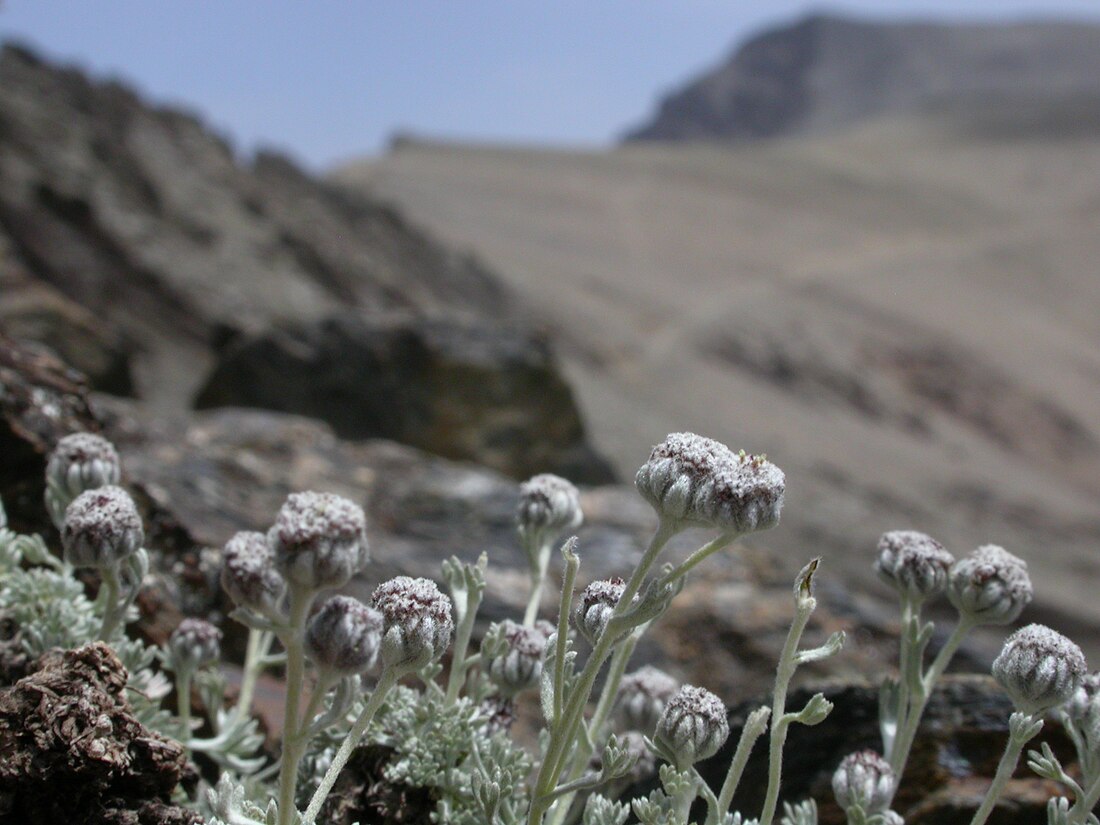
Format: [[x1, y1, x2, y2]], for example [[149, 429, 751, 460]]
[[626, 13, 1100, 142], [0, 43, 610, 480], [337, 110, 1100, 649]]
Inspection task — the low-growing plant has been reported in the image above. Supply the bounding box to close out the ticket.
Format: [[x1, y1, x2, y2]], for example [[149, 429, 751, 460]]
[[1, 430, 1098, 825]]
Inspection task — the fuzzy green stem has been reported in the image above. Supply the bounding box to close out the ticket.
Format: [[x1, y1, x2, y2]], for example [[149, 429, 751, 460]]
[[655, 532, 737, 589], [175, 668, 193, 740], [276, 587, 313, 825], [758, 595, 815, 825], [97, 564, 123, 640], [546, 632, 641, 825], [525, 537, 554, 626], [672, 775, 699, 825], [446, 580, 483, 705], [711, 707, 771, 825], [553, 544, 580, 725], [303, 669, 397, 823], [969, 717, 1039, 825], [888, 617, 973, 782], [1068, 767, 1100, 823], [235, 628, 274, 722], [529, 520, 676, 825]]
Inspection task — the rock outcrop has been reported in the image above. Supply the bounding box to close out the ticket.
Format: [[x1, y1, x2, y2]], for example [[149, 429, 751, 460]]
[[0, 42, 609, 480], [194, 313, 615, 482], [626, 14, 1100, 142]]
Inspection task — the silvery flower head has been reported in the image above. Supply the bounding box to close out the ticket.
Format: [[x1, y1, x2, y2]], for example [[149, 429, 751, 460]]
[[874, 530, 954, 601], [831, 750, 896, 814], [516, 473, 583, 541], [62, 485, 144, 569], [485, 619, 551, 697], [371, 576, 454, 672], [572, 577, 635, 646], [635, 433, 784, 534], [47, 432, 121, 499], [654, 684, 729, 769], [992, 624, 1086, 716], [221, 531, 287, 618], [947, 545, 1033, 625], [168, 618, 222, 672], [305, 595, 384, 677], [615, 664, 679, 734], [1064, 671, 1100, 745], [269, 491, 369, 591]]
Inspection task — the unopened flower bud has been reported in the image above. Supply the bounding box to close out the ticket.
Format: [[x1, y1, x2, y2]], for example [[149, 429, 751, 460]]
[[517, 474, 583, 540], [635, 432, 784, 533], [269, 491, 369, 591], [62, 486, 144, 569], [572, 577, 635, 646], [615, 665, 679, 734], [372, 576, 454, 672], [874, 530, 954, 600], [47, 433, 121, 498], [655, 684, 729, 768], [992, 624, 1086, 716], [305, 595, 383, 676], [168, 618, 222, 672], [832, 750, 895, 814], [1064, 672, 1100, 745], [947, 545, 1033, 625], [221, 531, 287, 618], [486, 620, 550, 697]]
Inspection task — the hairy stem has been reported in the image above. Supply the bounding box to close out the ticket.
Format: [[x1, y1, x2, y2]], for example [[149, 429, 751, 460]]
[[303, 669, 397, 823], [97, 564, 123, 640], [758, 594, 814, 825], [276, 587, 313, 825], [525, 537, 554, 626], [969, 716, 1040, 825], [711, 707, 771, 825], [445, 577, 483, 705], [235, 628, 274, 722]]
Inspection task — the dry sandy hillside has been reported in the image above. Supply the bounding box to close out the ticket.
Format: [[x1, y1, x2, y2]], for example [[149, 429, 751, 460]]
[[334, 106, 1100, 653]]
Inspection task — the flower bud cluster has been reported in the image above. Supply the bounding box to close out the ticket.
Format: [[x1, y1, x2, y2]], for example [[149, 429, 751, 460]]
[[832, 750, 896, 814], [485, 619, 553, 697], [992, 623, 1086, 716], [615, 665, 679, 735], [874, 530, 954, 600], [221, 531, 288, 618], [654, 684, 729, 768], [62, 486, 144, 569], [269, 491, 369, 591], [635, 432, 784, 533], [168, 618, 222, 672], [372, 576, 454, 672], [572, 577, 634, 646], [47, 433, 121, 499], [516, 474, 583, 539], [305, 595, 383, 676], [948, 545, 1033, 625]]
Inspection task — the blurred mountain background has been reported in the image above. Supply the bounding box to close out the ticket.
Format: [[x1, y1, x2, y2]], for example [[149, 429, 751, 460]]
[[2, 5, 1100, 673]]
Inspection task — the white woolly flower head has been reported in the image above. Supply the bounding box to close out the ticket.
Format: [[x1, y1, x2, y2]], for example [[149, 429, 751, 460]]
[[992, 623, 1086, 716], [947, 545, 1033, 625], [1064, 671, 1100, 747], [635, 433, 784, 533], [572, 577, 635, 646], [615, 664, 680, 735], [371, 576, 454, 672], [485, 619, 553, 697], [167, 618, 222, 672], [47, 432, 121, 498], [62, 485, 144, 569], [221, 531, 287, 618], [874, 530, 954, 600], [269, 491, 369, 591], [654, 684, 729, 769], [305, 595, 384, 677], [516, 474, 583, 540], [831, 750, 896, 814]]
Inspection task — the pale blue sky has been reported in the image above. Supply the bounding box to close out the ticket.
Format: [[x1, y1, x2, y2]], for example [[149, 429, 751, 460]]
[[3, 1, 1100, 170]]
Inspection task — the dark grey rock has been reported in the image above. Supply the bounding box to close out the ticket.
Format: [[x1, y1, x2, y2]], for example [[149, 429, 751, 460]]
[[194, 312, 615, 483]]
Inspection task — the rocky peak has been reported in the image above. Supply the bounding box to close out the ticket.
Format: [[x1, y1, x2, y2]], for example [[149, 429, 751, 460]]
[[625, 13, 1100, 142]]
